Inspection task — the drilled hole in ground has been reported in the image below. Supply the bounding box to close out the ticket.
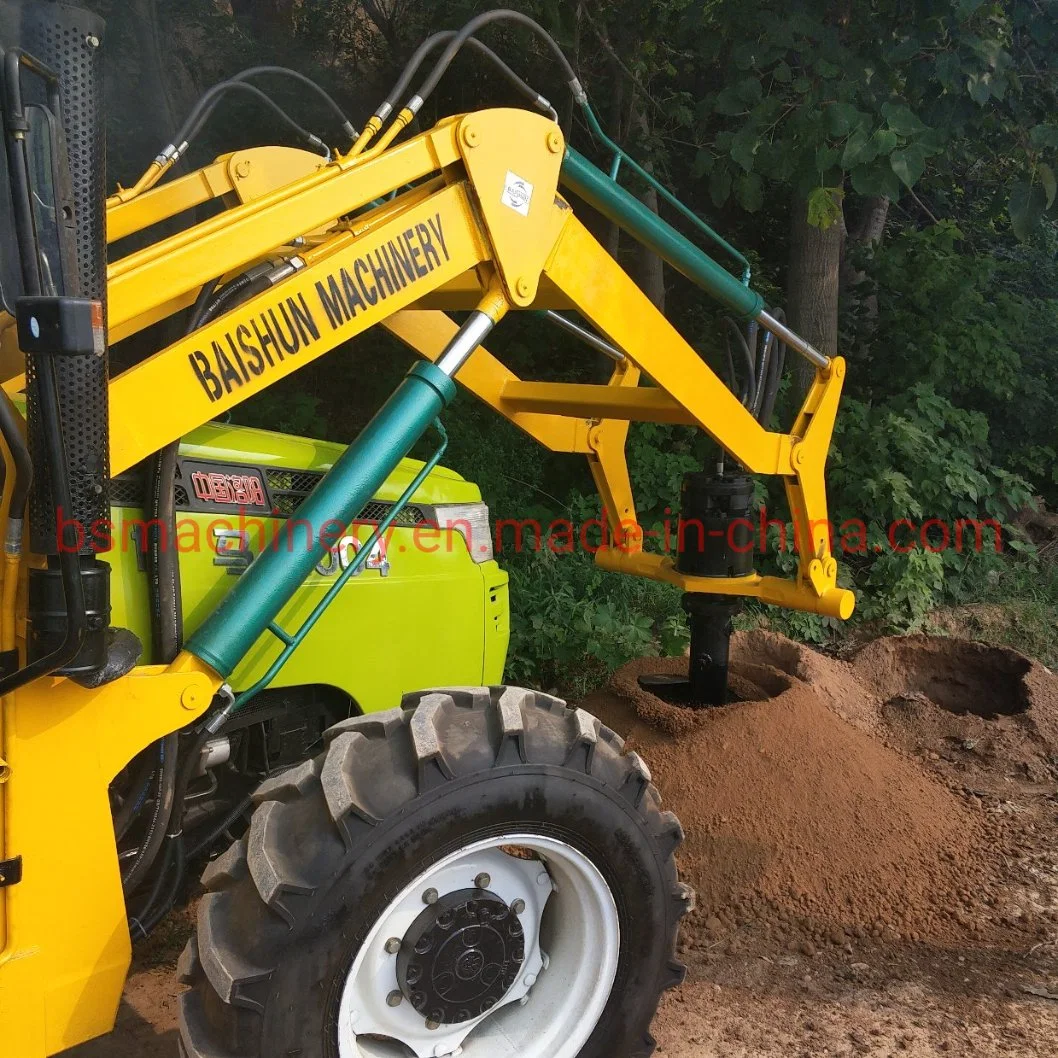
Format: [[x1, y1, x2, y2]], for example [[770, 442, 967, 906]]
[[874, 640, 1031, 719], [637, 660, 793, 707]]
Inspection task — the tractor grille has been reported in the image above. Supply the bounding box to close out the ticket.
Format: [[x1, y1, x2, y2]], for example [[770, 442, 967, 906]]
[[110, 463, 432, 526], [265, 468, 431, 524], [110, 466, 146, 507]]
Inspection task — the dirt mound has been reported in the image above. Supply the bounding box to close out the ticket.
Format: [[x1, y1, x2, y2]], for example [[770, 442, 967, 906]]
[[583, 631, 1058, 950]]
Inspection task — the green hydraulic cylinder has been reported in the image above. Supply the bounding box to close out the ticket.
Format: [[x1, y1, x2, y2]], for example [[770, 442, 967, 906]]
[[559, 147, 829, 370], [185, 360, 456, 678], [561, 146, 763, 320]]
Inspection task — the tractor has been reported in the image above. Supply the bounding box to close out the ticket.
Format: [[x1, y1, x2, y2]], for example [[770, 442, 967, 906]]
[[0, 4, 852, 1056]]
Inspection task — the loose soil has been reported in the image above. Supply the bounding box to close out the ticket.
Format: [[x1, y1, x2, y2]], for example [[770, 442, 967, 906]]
[[67, 632, 1058, 1057]]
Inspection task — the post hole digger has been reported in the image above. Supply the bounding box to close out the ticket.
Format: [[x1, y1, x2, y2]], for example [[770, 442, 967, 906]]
[[0, 4, 853, 1056]]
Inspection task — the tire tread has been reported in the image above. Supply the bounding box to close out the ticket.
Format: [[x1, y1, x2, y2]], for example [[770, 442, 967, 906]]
[[180, 685, 690, 1057]]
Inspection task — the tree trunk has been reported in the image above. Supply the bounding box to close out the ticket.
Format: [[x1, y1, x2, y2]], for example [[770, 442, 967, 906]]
[[788, 192, 843, 390], [840, 195, 890, 316], [632, 104, 665, 311]]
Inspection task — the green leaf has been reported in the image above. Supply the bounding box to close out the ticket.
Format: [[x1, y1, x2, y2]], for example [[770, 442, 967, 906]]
[[966, 73, 991, 105], [934, 51, 962, 89], [827, 102, 866, 137], [850, 161, 901, 199], [709, 167, 732, 207], [815, 145, 842, 173], [693, 149, 714, 177], [735, 173, 764, 212], [1029, 124, 1058, 149], [956, 0, 986, 18], [881, 102, 927, 136], [874, 128, 900, 155], [730, 127, 759, 172], [806, 186, 845, 230], [1009, 180, 1047, 241], [890, 143, 929, 188], [736, 76, 763, 104], [1041, 163, 1057, 210], [772, 60, 792, 82], [714, 86, 747, 116], [841, 127, 871, 168]]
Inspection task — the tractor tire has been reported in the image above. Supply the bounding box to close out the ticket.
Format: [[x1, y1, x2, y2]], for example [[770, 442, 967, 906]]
[[178, 686, 692, 1058]]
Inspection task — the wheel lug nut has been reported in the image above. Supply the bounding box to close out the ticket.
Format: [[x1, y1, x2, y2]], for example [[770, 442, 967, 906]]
[[387, 990, 403, 1007], [385, 937, 401, 955], [426, 1018, 441, 1031], [536, 871, 550, 886], [511, 898, 526, 915], [423, 887, 439, 905], [474, 873, 491, 889]]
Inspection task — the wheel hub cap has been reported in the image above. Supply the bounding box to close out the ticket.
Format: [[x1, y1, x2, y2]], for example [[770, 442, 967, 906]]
[[397, 889, 525, 1024]]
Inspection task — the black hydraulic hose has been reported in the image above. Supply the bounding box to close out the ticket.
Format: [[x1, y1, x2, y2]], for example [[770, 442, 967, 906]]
[[116, 279, 217, 847], [759, 309, 788, 426], [189, 276, 220, 327], [131, 271, 272, 932], [722, 316, 756, 409], [187, 794, 254, 862], [113, 749, 158, 842], [191, 266, 272, 327], [413, 10, 579, 106], [0, 391, 32, 519], [381, 30, 554, 117], [229, 66, 356, 140], [752, 329, 775, 421], [128, 836, 174, 936], [120, 731, 178, 893], [721, 332, 740, 401], [176, 81, 328, 158], [132, 836, 186, 940], [147, 442, 182, 665]]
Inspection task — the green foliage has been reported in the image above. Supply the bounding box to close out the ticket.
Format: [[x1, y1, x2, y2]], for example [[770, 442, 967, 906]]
[[504, 546, 687, 698]]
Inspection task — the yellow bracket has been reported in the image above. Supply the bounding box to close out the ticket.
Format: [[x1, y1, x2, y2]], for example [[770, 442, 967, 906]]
[[0, 653, 218, 1056]]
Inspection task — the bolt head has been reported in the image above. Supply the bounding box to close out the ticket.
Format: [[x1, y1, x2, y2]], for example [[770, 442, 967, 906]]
[[474, 873, 491, 890], [536, 871, 550, 887], [423, 887, 439, 905], [426, 1018, 441, 1031], [515, 276, 533, 299], [547, 129, 563, 154], [234, 159, 252, 178], [384, 937, 401, 955], [462, 125, 480, 148], [511, 899, 526, 915], [85, 34, 100, 48], [387, 990, 403, 1008], [524, 973, 537, 988]]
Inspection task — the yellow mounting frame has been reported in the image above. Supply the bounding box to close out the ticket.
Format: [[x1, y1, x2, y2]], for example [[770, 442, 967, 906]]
[[0, 105, 850, 1057]]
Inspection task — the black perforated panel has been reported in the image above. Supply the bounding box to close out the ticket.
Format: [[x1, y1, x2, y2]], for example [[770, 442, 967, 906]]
[[9, 2, 110, 554]]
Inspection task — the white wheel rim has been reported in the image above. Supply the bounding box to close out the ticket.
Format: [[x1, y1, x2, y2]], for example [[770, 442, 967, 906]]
[[337, 834, 620, 1058]]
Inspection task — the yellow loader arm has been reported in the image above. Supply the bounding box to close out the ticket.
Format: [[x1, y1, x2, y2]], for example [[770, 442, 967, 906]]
[[102, 109, 851, 619]]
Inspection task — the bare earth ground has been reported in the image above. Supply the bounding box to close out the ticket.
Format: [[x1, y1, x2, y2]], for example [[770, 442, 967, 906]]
[[68, 632, 1058, 1057]]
